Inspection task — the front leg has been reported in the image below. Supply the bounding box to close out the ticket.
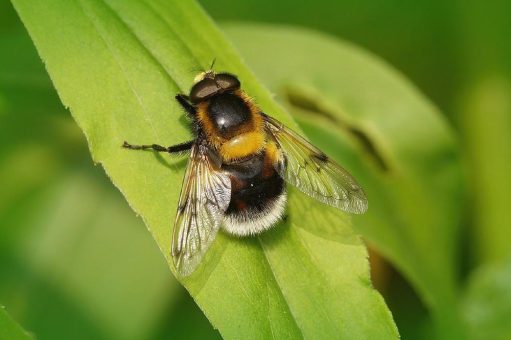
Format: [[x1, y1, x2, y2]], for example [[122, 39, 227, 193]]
[[123, 140, 194, 153], [175, 94, 196, 117]]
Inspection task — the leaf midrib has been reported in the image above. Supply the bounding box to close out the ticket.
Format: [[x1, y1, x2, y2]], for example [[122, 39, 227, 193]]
[[258, 237, 305, 339]]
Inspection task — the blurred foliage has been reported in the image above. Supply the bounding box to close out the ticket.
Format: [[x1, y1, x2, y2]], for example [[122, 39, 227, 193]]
[[462, 257, 511, 340], [456, 1, 511, 266], [201, 0, 462, 117], [1, 0, 511, 339]]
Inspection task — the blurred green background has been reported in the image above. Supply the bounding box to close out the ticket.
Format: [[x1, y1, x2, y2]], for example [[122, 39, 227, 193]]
[[1, 0, 510, 339]]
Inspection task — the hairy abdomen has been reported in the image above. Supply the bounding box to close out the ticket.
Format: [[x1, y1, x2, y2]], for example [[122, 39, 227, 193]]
[[222, 150, 286, 236]]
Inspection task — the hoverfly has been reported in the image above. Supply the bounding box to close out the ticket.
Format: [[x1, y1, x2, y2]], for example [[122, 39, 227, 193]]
[[123, 70, 367, 276]]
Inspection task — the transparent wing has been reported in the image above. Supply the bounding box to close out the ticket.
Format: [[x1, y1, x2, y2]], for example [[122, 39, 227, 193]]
[[172, 143, 231, 276], [264, 114, 368, 214]]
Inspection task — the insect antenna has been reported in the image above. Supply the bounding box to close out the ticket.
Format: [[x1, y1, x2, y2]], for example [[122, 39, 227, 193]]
[[209, 58, 217, 71]]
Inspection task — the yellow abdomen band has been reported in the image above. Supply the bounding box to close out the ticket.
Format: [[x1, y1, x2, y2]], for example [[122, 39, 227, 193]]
[[220, 131, 265, 161]]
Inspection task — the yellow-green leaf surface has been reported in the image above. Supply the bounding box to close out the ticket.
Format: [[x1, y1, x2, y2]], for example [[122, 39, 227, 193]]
[[223, 24, 464, 339], [0, 306, 32, 340], [11, 0, 398, 338]]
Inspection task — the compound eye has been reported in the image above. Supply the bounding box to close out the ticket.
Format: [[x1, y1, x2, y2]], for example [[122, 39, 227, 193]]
[[189, 78, 219, 104], [214, 73, 240, 91]]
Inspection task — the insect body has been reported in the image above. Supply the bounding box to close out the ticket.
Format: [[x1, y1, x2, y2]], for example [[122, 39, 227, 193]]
[[123, 70, 367, 275]]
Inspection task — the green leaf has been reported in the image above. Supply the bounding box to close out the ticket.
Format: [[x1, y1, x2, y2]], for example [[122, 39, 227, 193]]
[[462, 257, 511, 340], [223, 23, 464, 338], [11, 0, 398, 338], [0, 306, 32, 340]]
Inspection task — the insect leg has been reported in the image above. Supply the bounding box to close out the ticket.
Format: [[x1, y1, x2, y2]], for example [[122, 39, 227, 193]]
[[123, 140, 194, 154], [175, 94, 196, 117], [167, 140, 194, 153]]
